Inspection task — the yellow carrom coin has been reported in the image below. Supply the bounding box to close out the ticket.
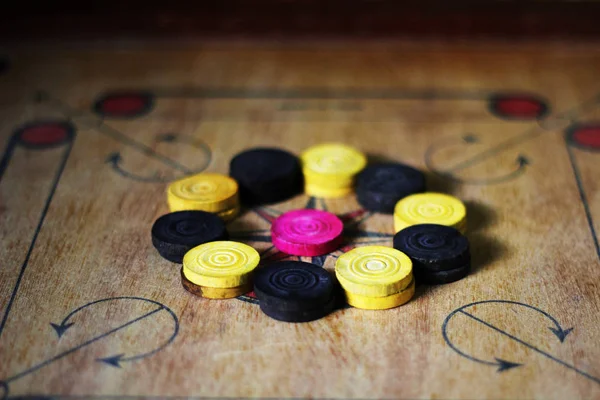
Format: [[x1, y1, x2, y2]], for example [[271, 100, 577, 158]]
[[182, 241, 260, 288], [217, 205, 241, 222], [167, 173, 239, 213], [345, 278, 416, 310], [395, 214, 467, 234], [181, 268, 251, 299], [335, 245, 413, 297], [301, 143, 367, 177], [393, 192, 467, 233], [304, 183, 354, 198]]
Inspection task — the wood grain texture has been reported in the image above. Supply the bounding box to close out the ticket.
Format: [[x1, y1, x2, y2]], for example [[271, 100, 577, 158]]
[[0, 40, 600, 399]]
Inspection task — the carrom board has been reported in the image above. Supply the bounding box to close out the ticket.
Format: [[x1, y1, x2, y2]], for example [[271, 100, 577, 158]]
[[0, 41, 600, 399]]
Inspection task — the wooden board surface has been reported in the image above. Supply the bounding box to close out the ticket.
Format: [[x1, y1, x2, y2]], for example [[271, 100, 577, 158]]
[[1, 41, 600, 399]]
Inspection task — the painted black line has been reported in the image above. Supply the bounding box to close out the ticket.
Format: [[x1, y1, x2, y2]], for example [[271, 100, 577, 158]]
[[459, 310, 600, 384], [0, 140, 74, 339], [443, 92, 600, 173], [87, 120, 192, 175], [151, 87, 492, 101], [4, 306, 164, 383], [423, 134, 478, 172], [52, 296, 172, 332], [0, 135, 18, 184], [43, 94, 192, 174], [565, 143, 600, 261], [154, 133, 212, 172], [318, 198, 328, 211], [258, 245, 275, 257], [454, 300, 570, 339], [442, 311, 499, 368], [311, 255, 328, 267], [105, 153, 172, 183], [444, 127, 541, 173], [253, 207, 281, 224], [343, 211, 375, 230], [427, 155, 530, 185], [305, 196, 318, 209]]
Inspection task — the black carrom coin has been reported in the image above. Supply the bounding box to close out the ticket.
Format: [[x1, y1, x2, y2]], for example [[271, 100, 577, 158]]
[[259, 294, 337, 323], [415, 263, 471, 285], [393, 224, 470, 272], [229, 147, 303, 205], [253, 261, 335, 311], [151, 210, 228, 263], [356, 163, 426, 213]]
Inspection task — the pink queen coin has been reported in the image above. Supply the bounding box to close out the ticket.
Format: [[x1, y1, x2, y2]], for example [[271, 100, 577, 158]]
[[271, 209, 344, 256]]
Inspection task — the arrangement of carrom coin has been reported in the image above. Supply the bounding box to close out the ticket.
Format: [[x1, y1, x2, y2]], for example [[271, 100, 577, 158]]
[[1, 37, 600, 400]]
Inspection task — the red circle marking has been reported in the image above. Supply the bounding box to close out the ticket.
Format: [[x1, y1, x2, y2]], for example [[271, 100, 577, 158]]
[[491, 95, 547, 120], [571, 125, 600, 150], [96, 93, 151, 117], [19, 122, 69, 146]]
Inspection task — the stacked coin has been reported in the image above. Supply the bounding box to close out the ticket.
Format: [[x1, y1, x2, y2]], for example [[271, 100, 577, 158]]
[[151, 211, 229, 263], [229, 148, 303, 206], [181, 241, 259, 299], [254, 261, 337, 322], [356, 162, 426, 214], [300, 143, 367, 198], [335, 246, 415, 310], [393, 192, 466, 233], [167, 173, 240, 221], [393, 224, 471, 284], [270, 209, 344, 256]]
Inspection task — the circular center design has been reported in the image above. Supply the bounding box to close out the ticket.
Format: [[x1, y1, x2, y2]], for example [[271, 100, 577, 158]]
[[270, 269, 318, 291], [170, 174, 238, 205], [271, 209, 343, 245], [318, 155, 343, 169], [172, 220, 204, 236], [418, 234, 446, 248], [350, 253, 400, 279], [213, 253, 234, 264], [368, 172, 406, 190], [289, 217, 326, 236], [302, 144, 366, 176], [191, 181, 217, 194], [417, 204, 450, 218], [396, 193, 465, 227], [284, 274, 304, 285], [393, 225, 469, 264], [196, 248, 248, 272], [365, 260, 386, 271]]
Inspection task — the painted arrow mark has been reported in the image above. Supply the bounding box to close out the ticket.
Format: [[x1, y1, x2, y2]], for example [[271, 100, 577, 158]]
[[564, 122, 600, 261], [438, 92, 600, 175], [424, 134, 531, 185], [35, 91, 197, 178], [104, 152, 171, 183], [442, 300, 600, 384], [154, 132, 212, 171], [0, 120, 76, 340], [1, 297, 179, 399], [104, 133, 211, 183]]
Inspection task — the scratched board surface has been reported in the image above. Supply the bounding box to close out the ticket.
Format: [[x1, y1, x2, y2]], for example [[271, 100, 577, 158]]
[[0, 42, 599, 399]]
